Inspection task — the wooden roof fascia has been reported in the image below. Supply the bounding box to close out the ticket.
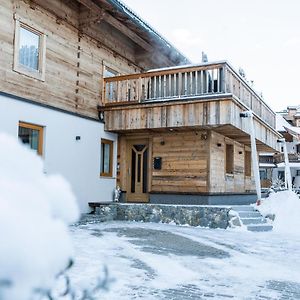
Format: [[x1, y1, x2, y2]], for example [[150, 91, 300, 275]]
[[75, 0, 154, 52]]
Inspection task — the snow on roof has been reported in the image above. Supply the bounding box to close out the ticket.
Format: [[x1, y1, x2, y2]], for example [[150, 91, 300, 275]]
[[276, 114, 293, 131], [108, 0, 190, 65], [275, 115, 300, 134]]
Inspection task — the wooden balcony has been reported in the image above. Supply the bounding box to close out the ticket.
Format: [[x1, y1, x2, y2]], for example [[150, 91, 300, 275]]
[[101, 61, 280, 151]]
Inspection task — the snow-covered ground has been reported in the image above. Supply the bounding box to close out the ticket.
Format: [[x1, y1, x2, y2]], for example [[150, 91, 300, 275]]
[[69, 221, 300, 299]]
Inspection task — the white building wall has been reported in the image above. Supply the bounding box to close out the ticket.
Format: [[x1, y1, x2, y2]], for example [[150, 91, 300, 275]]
[[0, 93, 117, 213]]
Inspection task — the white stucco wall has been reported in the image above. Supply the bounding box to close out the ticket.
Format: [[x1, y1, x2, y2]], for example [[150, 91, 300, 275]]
[[0, 93, 117, 212]]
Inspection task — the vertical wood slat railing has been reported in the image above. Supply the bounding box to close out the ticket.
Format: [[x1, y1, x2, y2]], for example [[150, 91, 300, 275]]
[[103, 62, 276, 128], [224, 66, 276, 128]]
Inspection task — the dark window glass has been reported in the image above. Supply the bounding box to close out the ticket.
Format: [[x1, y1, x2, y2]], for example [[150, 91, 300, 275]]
[[131, 149, 136, 193], [143, 149, 148, 193], [18, 123, 43, 155], [100, 140, 113, 177]]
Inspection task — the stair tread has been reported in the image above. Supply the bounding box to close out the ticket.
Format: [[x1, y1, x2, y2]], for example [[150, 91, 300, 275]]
[[247, 224, 273, 232], [238, 212, 261, 217], [241, 218, 267, 225], [231, 206, 256, 212]]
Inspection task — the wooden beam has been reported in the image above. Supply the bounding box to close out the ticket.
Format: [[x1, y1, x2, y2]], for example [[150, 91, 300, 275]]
[[79, 6, 105, 30], [75, 0, 153, 52]]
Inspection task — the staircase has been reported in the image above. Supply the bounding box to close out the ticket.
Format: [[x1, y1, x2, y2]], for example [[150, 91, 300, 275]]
[[231, 205, 273, 232]]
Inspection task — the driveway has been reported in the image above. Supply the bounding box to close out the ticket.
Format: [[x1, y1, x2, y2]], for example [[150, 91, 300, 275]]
[[69, 221, 300, 299]]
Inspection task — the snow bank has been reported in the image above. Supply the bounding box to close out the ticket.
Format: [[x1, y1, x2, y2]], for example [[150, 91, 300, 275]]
[[257, 190, 300, 236], [0, 133, 79, 300]]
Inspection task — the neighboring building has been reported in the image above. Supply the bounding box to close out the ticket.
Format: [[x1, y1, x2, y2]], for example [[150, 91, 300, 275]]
[[0, 0, 280, 211], [277, 106, 300, 127], [259, 152, 276, 188], [259, 113, 300, 190]]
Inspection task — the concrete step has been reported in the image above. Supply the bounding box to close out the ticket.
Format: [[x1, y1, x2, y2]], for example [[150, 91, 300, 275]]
[[240, 217, 267, 225], [238, 211, 262, 218], [231, 205, 256, 212], [231, 205, 255, 212], [247, 224, 273, 232]]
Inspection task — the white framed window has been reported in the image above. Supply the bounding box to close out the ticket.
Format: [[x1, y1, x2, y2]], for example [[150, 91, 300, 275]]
[[103, 65, 119, 102], [13, 19, 46, 81], [103, 66, 118, 78]]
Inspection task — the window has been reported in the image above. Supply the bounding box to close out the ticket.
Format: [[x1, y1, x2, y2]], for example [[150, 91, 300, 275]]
[[18, 122, 44, 156], [278, 171, 285, 181], [104, 66, 118, 101], [245, 151, 251, 177], [225, 144, 234, 174], [100, 139, 113, 177], [14, 19, 46, 81], [104, 67, 118, 78], [259, 169, 267, 180]]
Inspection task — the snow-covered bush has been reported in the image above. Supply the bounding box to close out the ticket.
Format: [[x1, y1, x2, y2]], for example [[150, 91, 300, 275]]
[[257, 190, 300, 236], [0, 133, 79, 300], [270, 178, 285, 192]]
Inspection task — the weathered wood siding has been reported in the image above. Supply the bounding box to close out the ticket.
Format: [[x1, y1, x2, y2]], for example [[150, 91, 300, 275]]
[[0, 0, 140, 119], [105, 99, 232, 131], [104, 98, 280, 152], [117, 130, 255, 196], [151, 131, 208, 193], [209, 131, 255, 193]]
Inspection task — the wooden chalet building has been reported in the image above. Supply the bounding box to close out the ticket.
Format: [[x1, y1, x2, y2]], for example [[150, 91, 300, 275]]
[[102, 62, 281, 204], [0, 0, 280, 211]]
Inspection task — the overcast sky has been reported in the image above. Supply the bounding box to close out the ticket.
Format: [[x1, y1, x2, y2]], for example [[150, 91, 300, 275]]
[[124, 0, 300, 112]]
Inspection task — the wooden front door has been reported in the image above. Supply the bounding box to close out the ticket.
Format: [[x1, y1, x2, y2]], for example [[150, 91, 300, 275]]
[[126, 139, 149, 202]]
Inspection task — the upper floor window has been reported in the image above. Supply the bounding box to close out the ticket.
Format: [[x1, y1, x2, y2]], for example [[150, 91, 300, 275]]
[[103, 66, 118, 102], [104, 67, 118, 78], [14, 19, 46, 81], [18, 122, 44, 156]]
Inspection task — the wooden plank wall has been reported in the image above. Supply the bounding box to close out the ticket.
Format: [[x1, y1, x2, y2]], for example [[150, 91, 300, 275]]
[[151, 131, 209, 193], [105, 98, 280, 151], [209, 131, 255, 193], [0, 0, 140, 119], [105, 99, 233, 131], [117, 130, 255, 195]]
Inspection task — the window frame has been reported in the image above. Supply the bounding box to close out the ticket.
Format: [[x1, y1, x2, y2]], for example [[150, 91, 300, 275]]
[[103, 65, 119, 102], [225, 144, 234, 175], [103, 66, 118, 78], [13, 18, 46, 81], [100, 139, 114, 177], [18, 121, 44, 156], [244, 151, 251, 177]]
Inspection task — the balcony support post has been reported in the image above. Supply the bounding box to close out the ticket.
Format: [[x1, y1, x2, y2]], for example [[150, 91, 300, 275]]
[[240, 111, 261, 204], [278, 138, 292, 191]]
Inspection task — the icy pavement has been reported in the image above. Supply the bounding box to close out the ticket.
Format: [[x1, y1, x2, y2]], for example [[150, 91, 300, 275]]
[[69, 222, 300, 299]]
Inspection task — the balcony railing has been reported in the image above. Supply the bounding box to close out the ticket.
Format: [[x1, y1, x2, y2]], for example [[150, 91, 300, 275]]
[[103, 61, 276, 128]]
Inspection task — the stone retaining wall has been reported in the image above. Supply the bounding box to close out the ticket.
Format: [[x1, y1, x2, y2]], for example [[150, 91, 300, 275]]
[[82, 204, 231, 229]]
